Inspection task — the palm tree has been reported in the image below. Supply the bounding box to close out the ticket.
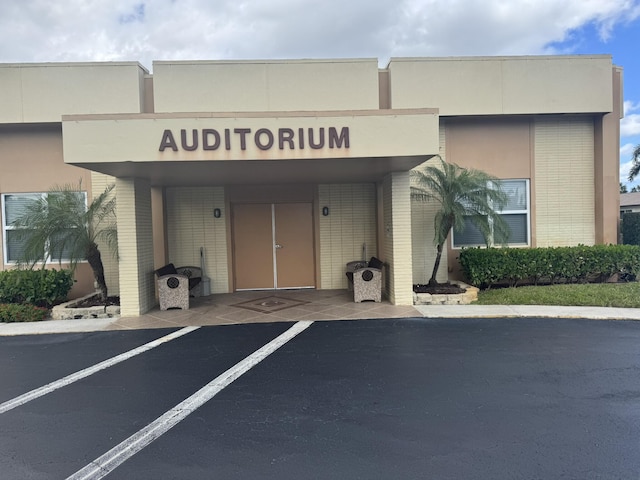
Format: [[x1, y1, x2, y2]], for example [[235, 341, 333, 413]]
[[411, 158, 509, 285], [627, 144, 640, 181], [12, 182, 117, 301]]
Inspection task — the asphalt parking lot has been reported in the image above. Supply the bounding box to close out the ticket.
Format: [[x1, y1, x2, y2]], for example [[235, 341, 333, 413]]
[[1, 317, 640, 479]]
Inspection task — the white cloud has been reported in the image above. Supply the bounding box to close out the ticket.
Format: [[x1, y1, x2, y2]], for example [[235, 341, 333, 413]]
[[621, 159, 632, 182], [621, 142, 637, 157], [622, 103, 640, 139], [624, 100, 640, 115], [0, 0, 639, 70], [621, 114, 640, 138]]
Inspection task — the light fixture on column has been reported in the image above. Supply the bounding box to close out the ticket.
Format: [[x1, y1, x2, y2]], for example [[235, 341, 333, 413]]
[[213, 208, 222, 218], [322, 206, 329, 216]]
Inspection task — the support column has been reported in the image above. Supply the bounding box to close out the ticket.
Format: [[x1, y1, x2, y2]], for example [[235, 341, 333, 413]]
[[116, 177, 156, 316], [382, 171, 413, 305], [594, 66, 623, 244]]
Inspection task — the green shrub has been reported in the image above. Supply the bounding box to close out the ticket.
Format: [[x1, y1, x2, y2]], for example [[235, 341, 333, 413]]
[[0, 303, 49, 322], [622, 212, 640, 245], [459, 244, 640, 288], [0, 269, 74, 308]]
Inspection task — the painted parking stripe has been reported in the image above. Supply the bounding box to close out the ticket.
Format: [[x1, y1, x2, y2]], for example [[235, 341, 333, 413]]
[[0, 326, 200, 415], [67, 320, 313, 480]]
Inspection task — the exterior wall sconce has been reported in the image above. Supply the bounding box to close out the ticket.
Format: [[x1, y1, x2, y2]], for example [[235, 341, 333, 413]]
[[213, 208, 222, 218], [322, 206, 330, 216]]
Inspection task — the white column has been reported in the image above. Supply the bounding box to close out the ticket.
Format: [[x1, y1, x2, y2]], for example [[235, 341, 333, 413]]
[[116, 177, 156, 316], [382, 171, 413, 305]]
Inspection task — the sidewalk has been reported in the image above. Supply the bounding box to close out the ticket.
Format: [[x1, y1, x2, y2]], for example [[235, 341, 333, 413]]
[[414, 304, 640, 320], [1, 304, 639, 336]]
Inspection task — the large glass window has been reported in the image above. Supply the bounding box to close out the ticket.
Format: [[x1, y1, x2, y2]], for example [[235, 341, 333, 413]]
[[452, 179, 530, 248], [2, 192, 87, 264]]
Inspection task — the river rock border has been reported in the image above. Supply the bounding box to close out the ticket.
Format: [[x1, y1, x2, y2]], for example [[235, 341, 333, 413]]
[[51, 292, 121, 320], [413, 281, 479, 305]]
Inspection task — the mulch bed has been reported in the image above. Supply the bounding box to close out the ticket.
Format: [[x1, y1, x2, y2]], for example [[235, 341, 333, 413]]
[[68, 296, 120, 308], [413, 283, 466, 294]]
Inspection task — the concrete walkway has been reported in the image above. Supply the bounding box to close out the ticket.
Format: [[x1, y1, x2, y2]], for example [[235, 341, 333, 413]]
[[1, 291, 639, 336]]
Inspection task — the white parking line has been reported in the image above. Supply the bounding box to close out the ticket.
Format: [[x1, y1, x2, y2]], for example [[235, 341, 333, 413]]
[[66, 320, 314, 480], [0, 326, 200, 415]]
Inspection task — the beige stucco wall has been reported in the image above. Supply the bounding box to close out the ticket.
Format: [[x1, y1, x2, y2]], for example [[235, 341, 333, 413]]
[[388, 56, 613, 116], [151, 187, 167, 267], [382, 176, 393, 298], [0, 63, 146, 124], [535, 116, 595, 246], [0, 124, 95, 298], [165, 187, 229, 294], [0, 125, 91, 194], [444, 117, 533, 179], [318, 183, 377, 289], [153, 59, 380, 113]]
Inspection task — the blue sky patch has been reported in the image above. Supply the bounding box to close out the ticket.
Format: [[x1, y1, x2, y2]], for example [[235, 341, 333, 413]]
[[119, 3, 145, 24]]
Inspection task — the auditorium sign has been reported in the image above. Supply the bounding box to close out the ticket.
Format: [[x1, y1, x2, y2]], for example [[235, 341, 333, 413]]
[[159, 127, 350, 152]]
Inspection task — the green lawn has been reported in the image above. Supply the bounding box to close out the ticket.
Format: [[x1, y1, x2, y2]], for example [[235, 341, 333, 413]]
[[476, 282, 640, 308]]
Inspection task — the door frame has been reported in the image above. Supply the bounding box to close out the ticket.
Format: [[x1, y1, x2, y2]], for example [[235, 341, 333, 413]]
[[225, 184, 320, 292], [231, 201, 316, 291]]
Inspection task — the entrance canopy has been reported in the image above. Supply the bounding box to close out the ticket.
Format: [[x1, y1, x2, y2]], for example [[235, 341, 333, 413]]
[[62, 109, 439, 185]]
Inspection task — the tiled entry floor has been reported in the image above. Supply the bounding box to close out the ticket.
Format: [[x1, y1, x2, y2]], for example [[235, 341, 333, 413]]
[[107, 289, 420, 331]]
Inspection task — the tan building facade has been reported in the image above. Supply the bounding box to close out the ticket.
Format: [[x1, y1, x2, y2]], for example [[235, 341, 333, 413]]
[[0, 56, 622, 315]]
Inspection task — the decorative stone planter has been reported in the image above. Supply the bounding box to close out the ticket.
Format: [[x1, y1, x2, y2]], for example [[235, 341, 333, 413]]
[[413, 281, 479, 306], [51, 292, 121, 320]]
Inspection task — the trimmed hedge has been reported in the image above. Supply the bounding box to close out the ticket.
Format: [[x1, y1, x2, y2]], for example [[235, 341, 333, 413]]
[[0, 303, 49, 322], [0, 269, 74, 308], [622, 212, 640, 246], [459, 245, 640, 289]]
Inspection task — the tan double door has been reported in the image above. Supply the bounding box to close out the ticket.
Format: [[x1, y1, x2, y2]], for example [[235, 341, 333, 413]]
[[232, 203, 315, 290]]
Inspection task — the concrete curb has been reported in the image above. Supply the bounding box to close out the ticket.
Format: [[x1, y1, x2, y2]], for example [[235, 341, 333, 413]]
[[2, 304, 640, 336], [0, 317, 118, 336], [414, 304, 640, 320]]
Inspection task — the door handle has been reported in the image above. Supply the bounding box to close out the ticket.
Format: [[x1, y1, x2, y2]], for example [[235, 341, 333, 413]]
[[275, 244, 283, 249]]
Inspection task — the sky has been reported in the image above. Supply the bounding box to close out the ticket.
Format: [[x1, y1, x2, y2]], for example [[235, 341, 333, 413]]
[[1, 0, 639, 187]]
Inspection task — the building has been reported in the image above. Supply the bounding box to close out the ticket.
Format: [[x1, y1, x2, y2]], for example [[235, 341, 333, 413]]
[[0, 56, 622, 315], [620, 192, 640, 214]]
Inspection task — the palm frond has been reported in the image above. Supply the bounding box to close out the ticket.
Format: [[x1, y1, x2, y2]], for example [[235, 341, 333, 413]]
[[11, 181, 118, 297], [411, 155, 512, 263], [628, 144, 640, 182]]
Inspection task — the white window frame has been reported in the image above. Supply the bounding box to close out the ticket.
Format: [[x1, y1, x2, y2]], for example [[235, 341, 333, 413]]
[[451, 179, 530, 249], [2, 191, 88, 265]]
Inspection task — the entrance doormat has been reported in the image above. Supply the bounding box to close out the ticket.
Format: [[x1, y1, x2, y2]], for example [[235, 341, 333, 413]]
[[231, 296, 310, 314]]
